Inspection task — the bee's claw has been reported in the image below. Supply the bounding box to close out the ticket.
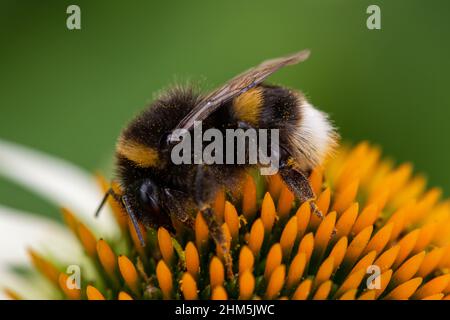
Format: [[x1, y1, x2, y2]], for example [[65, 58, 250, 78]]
[[309, 201, 324, 219], [309, 201, 338, 236]]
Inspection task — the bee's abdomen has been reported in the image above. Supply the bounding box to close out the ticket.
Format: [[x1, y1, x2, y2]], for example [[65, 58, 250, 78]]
[[230, 84, 302, 128], [230, 84, 337, 171]]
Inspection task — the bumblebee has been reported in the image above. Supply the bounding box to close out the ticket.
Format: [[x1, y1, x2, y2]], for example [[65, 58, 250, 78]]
[[96, 50, 338, 277]]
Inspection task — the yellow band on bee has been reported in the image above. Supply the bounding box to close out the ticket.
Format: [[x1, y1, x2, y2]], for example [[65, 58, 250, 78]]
[[116, 137, 160, 168], [232, 87, 264, 126]]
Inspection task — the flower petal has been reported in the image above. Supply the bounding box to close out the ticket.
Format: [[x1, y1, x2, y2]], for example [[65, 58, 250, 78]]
[[0, 205, 82, 266], [0, 139, 118, 237], [0, 205, 84, 299]]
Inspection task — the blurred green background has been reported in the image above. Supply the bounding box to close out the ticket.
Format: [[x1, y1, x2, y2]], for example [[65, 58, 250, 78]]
[[1, 0, 450, 221]]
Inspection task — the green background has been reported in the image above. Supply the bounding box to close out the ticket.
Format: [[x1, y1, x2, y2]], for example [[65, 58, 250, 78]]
[[1, 0, 449, 221]]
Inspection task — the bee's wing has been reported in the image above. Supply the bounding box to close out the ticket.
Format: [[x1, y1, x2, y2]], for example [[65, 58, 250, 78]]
[[169, 50, 310, 138]]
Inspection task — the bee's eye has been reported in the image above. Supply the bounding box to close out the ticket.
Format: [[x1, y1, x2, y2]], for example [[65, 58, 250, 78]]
[[138, 180, 160, 214]]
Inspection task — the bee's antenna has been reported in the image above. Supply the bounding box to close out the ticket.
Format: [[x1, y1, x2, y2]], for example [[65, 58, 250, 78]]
[[122, 195, 146, 247], [95, 189, 112, 218]]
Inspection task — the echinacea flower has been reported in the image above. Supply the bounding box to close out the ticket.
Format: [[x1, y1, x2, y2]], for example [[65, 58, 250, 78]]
[[0, 139, 449, 300]]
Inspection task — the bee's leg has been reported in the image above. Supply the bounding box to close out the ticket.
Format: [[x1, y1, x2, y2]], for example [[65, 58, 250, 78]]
[[163, 188, 195, 229], [194, 165, 234, 279], [238, 119, 323, 220], [278, 164, 324, 220]]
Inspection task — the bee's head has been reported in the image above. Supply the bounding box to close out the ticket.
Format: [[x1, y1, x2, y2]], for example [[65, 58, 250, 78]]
[[126, 179, 175, 235], [137, 179, 160, 215]]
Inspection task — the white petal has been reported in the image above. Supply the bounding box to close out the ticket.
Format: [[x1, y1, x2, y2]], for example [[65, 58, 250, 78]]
[[0, 269, 58, 300], [0, 206, 84, 299], [0, 205, 82, 265], [0, 139, 119, 237]]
